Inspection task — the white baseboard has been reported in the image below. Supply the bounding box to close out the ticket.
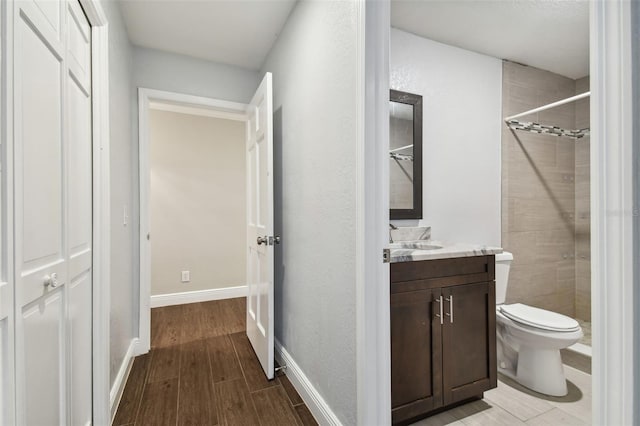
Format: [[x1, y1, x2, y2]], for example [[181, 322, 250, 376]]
[[150, 285, 248, 308], [110, 338, 140, 422], [274, 339, 342, 426]]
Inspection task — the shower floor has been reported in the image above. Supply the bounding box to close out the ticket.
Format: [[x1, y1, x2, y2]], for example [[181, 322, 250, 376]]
[[577, 319, 592, 346]]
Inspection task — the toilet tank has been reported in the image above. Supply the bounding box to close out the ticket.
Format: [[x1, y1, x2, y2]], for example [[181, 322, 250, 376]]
[[495, 252, 513, 305]]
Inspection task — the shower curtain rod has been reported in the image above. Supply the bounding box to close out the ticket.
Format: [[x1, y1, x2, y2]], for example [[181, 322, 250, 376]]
[[389, 144, 413, 153], [504, 91, 590, 122]]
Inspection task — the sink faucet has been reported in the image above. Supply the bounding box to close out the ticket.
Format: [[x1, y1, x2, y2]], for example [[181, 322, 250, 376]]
[[389, 224, 398, 243]]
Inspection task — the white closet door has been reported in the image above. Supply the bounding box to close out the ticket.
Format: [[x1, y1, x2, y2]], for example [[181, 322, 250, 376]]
[[66, 2, 92, 424], [13, 0, 92, 424]]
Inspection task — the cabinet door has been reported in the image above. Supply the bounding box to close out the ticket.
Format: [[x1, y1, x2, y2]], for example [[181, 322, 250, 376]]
[[441, 281, 497, 405], [391, 289, 442, 423]]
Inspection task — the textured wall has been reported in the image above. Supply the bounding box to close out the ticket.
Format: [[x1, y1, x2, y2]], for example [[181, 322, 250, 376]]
[[574, 77, 591, 321], [502, 61, 579, 317], [149, 110, 245, 296], [101, 0, 137, 389], [390, 29, 503, 246], [260, 1, 360, 424]]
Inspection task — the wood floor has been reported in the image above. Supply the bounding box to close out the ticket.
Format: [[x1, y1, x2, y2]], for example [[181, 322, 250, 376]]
[[113, 298, 317, 426]]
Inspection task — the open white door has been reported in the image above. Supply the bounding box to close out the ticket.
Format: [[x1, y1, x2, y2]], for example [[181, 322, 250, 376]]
[[246, 72, 275, 379]]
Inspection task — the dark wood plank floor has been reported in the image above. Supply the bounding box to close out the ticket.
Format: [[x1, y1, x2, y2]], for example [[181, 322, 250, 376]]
[[113, 297, 318, 426]]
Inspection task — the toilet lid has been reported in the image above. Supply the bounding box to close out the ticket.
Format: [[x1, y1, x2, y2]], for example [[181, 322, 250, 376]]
[[499, 303, 581, 332]]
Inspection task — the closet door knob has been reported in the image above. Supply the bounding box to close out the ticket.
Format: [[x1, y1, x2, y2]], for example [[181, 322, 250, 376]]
[[44, 273, 59, 288], [257, 236, 268, 245]]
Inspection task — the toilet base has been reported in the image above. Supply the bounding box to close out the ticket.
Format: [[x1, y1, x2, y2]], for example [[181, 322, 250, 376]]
[[499, 344, 568, 396]]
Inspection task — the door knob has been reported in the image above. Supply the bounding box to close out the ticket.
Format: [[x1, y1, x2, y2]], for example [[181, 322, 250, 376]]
[[257, 236, 268, 245], [44, 273, 59, 288], [274, 236, 281, 244]]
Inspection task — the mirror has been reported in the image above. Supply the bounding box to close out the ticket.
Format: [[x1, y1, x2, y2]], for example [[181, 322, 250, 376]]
[[390, 89, 423, 219]]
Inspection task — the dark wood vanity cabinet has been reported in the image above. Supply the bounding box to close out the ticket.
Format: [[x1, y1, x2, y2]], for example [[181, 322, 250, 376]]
[[390, 255, 497, 425]]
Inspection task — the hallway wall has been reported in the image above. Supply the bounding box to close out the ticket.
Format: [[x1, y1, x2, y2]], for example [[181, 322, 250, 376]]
[[260, 1, 362, 424], [133, 47, 260, 104], [102, 0, 137, 393]]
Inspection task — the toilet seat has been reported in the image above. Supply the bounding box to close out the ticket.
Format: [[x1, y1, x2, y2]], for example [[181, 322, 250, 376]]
[[499, 303, 580, 332]]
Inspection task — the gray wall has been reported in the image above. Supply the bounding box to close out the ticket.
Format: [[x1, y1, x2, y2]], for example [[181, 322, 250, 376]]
[[133, 47, 260, 103], [260, 1, 360, 424], [101, 0, 137, 389]]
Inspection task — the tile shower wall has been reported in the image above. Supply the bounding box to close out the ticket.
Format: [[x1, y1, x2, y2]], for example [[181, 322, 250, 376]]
[[574, 77, 591, 321], [502, 61, 587, 318]]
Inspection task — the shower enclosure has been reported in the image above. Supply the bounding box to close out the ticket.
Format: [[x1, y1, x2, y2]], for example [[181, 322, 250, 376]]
[[501, 61, 591, 352]]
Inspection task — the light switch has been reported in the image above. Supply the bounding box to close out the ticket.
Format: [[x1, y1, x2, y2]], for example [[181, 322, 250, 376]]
[[181, 271, 190, 283]]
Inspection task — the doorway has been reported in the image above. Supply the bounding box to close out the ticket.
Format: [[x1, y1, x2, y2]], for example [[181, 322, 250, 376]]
[[138, 89, 250, 353], [147, 104, 247, 306]]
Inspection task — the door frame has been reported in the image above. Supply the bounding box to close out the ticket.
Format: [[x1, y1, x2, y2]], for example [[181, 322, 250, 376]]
[[0, 0, 111, 424], [137, 88, 249, 353], [362, 1, 640, 424], [357, 1, 391, 425], [590, 1, 638, 424]]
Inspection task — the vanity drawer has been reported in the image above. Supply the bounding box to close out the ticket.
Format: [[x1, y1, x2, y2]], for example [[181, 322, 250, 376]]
[[391, 255, 495, 287]]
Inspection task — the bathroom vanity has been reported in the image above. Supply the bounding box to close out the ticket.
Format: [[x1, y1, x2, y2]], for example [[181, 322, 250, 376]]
[[390, 245, 500, 425]]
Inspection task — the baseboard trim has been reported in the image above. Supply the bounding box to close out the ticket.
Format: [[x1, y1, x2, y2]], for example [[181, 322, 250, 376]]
[[274, 339, 342, 426], [110, 338, 139, 422], [150, 285, 248, 308]]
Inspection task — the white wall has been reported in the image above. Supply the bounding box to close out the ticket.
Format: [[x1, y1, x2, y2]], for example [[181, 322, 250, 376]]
[[133, 47, 260, 104], [260, 1, 360, 424], [149, 110, 245, 296], [101, 0, 137, 390], [390, 28, 502, 246]]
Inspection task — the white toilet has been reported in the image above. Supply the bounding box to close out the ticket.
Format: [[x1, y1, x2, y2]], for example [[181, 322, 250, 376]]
[[495, 252, 583, 396]]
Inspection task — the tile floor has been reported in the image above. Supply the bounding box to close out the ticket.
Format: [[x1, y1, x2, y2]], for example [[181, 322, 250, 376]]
[[113, 298, 317, 426], [411, 365, 591, 426]]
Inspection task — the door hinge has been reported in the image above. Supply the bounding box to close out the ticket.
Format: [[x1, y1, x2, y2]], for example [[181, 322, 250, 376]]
[[383, 248, 390, 263]]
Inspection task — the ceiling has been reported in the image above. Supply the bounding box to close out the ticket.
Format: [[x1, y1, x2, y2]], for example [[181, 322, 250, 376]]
[[119, 0, 297, 71], [391, 0, 590, 79]]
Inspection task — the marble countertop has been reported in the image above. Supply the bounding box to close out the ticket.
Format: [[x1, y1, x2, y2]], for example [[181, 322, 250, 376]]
[[390, 241, 503, 263]]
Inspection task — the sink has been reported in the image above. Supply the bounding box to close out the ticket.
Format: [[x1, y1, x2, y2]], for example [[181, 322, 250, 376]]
[[389, 241, 443, 250]]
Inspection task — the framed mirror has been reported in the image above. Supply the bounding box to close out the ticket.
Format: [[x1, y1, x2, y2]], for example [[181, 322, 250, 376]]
[[390, 89, 423, 219]]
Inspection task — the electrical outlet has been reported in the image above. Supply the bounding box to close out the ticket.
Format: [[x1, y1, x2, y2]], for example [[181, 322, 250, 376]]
[[181, 271, 190, 283]]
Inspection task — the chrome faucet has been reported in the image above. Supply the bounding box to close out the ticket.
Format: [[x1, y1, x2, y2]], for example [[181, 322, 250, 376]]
[[389, 223, 398, 243]]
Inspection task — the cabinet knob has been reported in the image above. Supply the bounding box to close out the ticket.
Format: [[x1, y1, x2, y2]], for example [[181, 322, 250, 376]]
[[434, 296, 443, 325], [445, 296, 454, 323]]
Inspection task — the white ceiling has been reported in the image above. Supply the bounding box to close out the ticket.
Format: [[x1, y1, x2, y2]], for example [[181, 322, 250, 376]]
[[391, 0, 590, 79], [119, 0, 297, 71]]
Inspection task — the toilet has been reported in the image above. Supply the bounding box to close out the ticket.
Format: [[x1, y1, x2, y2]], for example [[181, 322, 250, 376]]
[[495, 252, 583, 396]]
